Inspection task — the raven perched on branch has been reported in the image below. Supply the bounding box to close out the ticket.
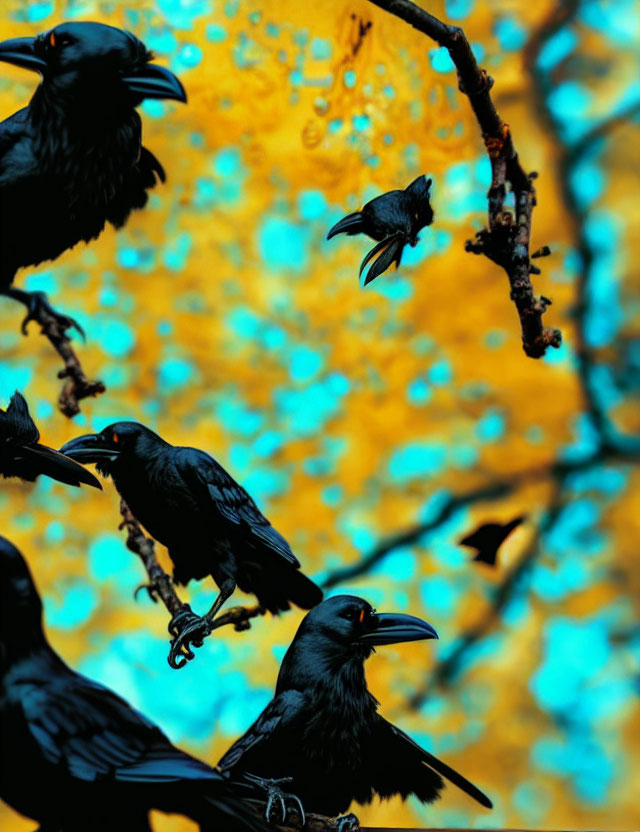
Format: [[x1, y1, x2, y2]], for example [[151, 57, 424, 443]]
[[0, 536, 265, 832], [0, 390, 100, 488], [60, 422, 323, 653], [219, 595, 492, 829], [0, 21, 185, 337]]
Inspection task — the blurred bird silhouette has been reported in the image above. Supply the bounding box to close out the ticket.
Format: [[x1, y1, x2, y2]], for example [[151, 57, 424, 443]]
[[459, 516, 526, 566], [0, 536, 265, 832], [327, 175, 434, 285], [219, 595, 492, 830], [60, 422, 322, 647], [0, 21, 186, 336], [0, 390, 100, 488]]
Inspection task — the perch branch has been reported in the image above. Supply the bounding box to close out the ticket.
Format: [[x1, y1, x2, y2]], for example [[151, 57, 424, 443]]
[[364, 0, 561, 358], [118, 500, 265, 669], [34, 309, 105, 418], [247, 801, 356, 832]]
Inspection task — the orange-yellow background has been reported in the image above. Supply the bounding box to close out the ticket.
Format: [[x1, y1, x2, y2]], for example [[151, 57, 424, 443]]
[[1, 0, 639, 829]]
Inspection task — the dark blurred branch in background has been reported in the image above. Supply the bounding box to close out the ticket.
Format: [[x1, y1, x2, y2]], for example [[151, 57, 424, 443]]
[[34, 309, 105, 418], [364, 0, 561, 358], [119, 501, 264, 669], [326, 2, 640, 706]]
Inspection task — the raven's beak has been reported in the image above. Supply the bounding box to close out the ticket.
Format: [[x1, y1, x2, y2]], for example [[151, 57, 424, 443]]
[[358, 612, 439, 646], [0, 36, 47, 73], [123, 63, 187, 103], [59, 433, 120, 463], [19, 444, 102, 489]]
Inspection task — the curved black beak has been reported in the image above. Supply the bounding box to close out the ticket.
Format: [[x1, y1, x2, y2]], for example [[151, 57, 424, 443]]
[[0, 36, 47, 74], [59, 433, 120, 463], [17, 444, 102, 489], [123, 63, 187, 103], [358, 612, 438, 646]]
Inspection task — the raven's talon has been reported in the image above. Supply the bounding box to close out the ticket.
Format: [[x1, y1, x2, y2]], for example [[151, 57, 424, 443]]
[[245, 774, 305, 826], [19, 291, 85, 339], [167, 607, 214, 669], [336, 812, 360, 832], [134, 582, 158, 603]]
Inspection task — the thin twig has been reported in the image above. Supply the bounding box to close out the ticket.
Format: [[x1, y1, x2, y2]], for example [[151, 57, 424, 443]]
[[364, 0, 561, 357], [35, 310, 105, 418], [118, 500, 265, 669]]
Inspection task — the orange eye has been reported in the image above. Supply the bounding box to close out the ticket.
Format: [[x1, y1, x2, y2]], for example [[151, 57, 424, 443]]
[[112, 432, 119, 443], [359, 608, 365, 623], [49, 32, 56, 48]]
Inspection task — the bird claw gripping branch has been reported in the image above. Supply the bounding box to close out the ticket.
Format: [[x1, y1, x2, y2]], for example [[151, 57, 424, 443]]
[[335, 813, 360, 832], [167, 605, 214, 669], [244, 774, 306, 827]]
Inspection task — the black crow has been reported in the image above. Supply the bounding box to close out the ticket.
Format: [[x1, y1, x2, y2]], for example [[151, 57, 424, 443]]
[[0, 22, 186, 335], [327, 175, 434, 285], [0, 390, 100, 488], [0, 535, 265, 832], [60, 422, 323, 636], [219, 595, 492, 829], [459, 516, 526, 566]]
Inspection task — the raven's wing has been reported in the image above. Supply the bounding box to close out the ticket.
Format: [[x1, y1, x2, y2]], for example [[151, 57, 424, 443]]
[[175, 447, 299, 567], [218, 689, 306, 773], [370, 717, 492, 808], [21, 673, 221, 784], [0, 109, 33, 184]]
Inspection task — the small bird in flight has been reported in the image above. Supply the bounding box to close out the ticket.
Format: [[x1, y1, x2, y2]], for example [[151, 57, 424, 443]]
[[60, 422, 323, 653], [0, 535, 265, 832], [0, 22, 186, 336], [459, 516, 526, 566], [0, 390, 100, 489], [327, 174, 434, 285], [219, 594, 492, 830]]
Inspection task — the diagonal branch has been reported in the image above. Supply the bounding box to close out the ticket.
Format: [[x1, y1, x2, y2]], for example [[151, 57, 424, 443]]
[[35, 311, 106, 418], [118, 501, 265, 669], [322, 481, 514, 589], [365, 0, 561, 358]]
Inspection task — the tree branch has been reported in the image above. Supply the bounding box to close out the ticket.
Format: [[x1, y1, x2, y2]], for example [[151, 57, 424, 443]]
[[365, 0, 561, 358], [36, 310, 106, 418], [118, 501, 265, 669]]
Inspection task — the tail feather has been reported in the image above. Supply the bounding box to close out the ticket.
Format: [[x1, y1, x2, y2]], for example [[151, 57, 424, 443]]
[[240, 554, 323, 614], [327, 211, 364, 239]]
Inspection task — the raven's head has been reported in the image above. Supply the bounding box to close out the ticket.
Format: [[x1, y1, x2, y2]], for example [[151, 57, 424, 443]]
[[59, 420, 165, 477], [404, 174, 434, 236], [0, 536, 44, 656], [0, 21, 186, 108], [0, 392, 100, 489], [287, 594, 438, 666]]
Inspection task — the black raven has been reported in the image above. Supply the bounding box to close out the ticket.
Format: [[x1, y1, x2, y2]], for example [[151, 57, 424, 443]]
[[327, 175, 434, 285], [218, 595, 492, 829], [459, 516, 526, 566], [60, 422, 323, 634], [0, 22, 186, 335], [0, 390, 100, 488], [0, 535, 265, 832]]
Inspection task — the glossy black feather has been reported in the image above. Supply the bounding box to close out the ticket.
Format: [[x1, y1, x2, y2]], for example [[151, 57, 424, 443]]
[[0, 536, 264, 832], [327, 175, 434, 283], [61, 422, 322, 614], [459, 516, 526, 566], [0, 391, 100, 488], [0, 22, 181, 301], [219, 595, 492, 818]]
